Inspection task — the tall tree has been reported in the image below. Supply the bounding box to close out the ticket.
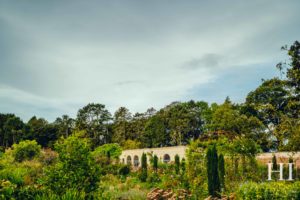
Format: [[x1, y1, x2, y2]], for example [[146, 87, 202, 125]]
[[112, 107, 132, 145], [54, 115, 75, 138], [140, 153, 148, 182], [143, 115, 168, 148], [206, 145, 220, 197], [175, 154, 180, 174], [76, 103, 112, 146], [218, 154, 225, 191], [245, 78, 290, 129], [27, 116, 58, 147], [3, 115, 25, 147]]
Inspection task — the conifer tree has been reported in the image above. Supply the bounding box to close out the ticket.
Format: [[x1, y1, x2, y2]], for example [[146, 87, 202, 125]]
[[175, 154, 180, 174], [153, 154, 158, 172], [272, 154, 278, 170], [207, 145, 220, 197], [140, 153, 148, 182], [181, 158, 186, 173], [218, 154, 225, 191]]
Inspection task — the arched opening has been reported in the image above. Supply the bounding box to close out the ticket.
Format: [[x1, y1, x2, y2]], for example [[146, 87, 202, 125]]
[[163, 154, 171, 163], [127, 156, 132, 165], [134, 155, 139, 167]]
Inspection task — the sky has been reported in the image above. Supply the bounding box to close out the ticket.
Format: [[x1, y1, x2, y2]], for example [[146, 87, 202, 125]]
[[0, 0, 300, 122]]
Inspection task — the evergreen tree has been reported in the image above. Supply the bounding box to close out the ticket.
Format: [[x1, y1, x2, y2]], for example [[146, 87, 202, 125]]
[[181, 158, 186, 173], [153, 154, 158, 172], [218, 154, 225, 191], [140, 153, 148, 182], [206, 145, 220, 197], [175, 154, 180, 174], [272, 154, 278, 170]]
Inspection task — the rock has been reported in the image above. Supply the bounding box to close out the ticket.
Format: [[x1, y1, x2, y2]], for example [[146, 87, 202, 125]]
[[147, 188, 190, 200]]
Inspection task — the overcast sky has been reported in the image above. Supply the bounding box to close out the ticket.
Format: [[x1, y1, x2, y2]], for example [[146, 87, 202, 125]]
[[0, 1, 300, 122]]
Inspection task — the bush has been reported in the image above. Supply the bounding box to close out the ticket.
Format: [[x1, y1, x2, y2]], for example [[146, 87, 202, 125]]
[[44, 132, 99, 195], [92, 143, 122, 159], [238, 181, 300, 200], [12, 140, 41, 162], [0, 180, 16, 199], [119, 165, 130, 176]]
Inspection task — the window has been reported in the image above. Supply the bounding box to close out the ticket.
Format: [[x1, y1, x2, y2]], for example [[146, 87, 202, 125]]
[[127, 156, 132, 165], [163, 154, 170, 163], [134, 155, 139, 167]]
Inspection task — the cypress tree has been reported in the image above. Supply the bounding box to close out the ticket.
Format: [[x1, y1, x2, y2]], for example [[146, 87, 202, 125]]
[[218, 154, 225, 191], [181, 158, 186, 173], [153, 154, 158, 172], [175, 154, 180, 174], [272, 154, 278, 170], [206, 145, 220, 197], [140, 153, 148, 182]]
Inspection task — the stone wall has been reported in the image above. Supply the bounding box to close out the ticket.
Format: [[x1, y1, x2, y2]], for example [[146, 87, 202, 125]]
[[256, 152, 300, 168], [120, 146, 187, 167], [121, 145, 300, 168]]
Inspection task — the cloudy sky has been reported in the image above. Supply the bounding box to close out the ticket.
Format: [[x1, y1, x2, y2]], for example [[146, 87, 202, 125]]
[[0, 1, 300, 122]]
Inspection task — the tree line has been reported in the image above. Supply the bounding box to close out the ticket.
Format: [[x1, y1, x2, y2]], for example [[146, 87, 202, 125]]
[[1, 41, 300, 152]]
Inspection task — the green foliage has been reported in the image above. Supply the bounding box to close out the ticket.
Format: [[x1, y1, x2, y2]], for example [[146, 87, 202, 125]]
[[92, 143, 122, 159], [97, 174, 147, 200], [153, 155, 158, 172], [119, 165, 130, 176], [12, 140, 41, 162], [238, 181, 300, 200], [181, 158, 186, 173], [27, 116, 58, 147], [0, 180, 16, 199], [175, 154, 180, 174], [206, 145, 220, 197], [44, 132, 99, 195], [112, 107, 132, 145], [143, 115, 167, 148], [122, 139, 141, 150], [139, 153, 147, 182], [54, 115, 75, 138], [76, 103, 112, 146], [218, 154, 225, 191], [35, 189, 86, 200]]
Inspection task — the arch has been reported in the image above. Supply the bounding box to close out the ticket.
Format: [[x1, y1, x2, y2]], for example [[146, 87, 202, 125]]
[[127, 156, 132, 165], [163, 154, 171, 163], [134, 155, 139, 167]]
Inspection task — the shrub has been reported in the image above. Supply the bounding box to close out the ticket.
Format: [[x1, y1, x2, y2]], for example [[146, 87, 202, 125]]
[[119, 165, 130, 176], [12, 140, 41, 162], [44, 132, 99, 195], [35, 189, 85, 200], [39, 148, 58, 165], [238, 181, 300, 200], [92, 143, 122, 159], [0, 180, 16, 199]]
